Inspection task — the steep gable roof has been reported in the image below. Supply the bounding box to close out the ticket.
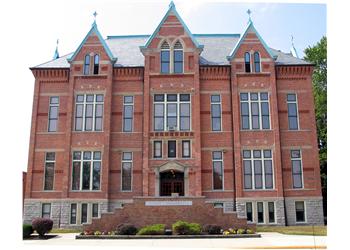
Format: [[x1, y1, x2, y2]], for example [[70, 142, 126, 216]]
[[140, 1, 203, 50], [67, 22, 116, 63], [227, 20, 275, 61]]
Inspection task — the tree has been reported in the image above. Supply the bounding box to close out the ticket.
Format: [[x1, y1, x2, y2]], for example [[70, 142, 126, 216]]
[[304, 36, 327, 218]]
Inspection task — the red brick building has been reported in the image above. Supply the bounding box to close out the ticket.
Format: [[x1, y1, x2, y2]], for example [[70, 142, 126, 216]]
[[23, 2, 324, 229]]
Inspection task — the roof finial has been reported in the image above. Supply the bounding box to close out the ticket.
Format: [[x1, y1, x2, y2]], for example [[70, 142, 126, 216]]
[[53, 39, 59, 59], [290, 35, 299, 58], [169, 1, 175, 9], [247, 9, 252, 23], [93, 11, 98, 25]]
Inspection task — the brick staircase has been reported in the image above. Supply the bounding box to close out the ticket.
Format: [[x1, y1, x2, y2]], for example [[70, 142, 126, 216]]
[[84, 197, 253, 232]]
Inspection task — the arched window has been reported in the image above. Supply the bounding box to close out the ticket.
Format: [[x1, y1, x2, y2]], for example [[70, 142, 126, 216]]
[[244, 52, 251, 73], [173, 41, 183, 74], [83, 55, 90, 75], [161, 41, 170, 74], [254, 52, 261, 73], [93, 54, 99, 75]]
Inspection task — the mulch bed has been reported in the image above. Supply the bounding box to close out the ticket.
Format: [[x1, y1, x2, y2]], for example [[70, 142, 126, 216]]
[[76, 234, 261, 240]]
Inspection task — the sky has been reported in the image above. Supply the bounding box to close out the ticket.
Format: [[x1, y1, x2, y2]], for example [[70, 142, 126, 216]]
[[0, 0, 326, 173]]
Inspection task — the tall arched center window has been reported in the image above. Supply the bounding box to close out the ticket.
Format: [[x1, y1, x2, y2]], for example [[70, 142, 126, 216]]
[[161, 41, 170, 74], [93, 54, 99, 75], [173, 41, 183, 74], [244, 52, 251, 73], [83, 55, 90, 75], [254, 52, 261, 73]]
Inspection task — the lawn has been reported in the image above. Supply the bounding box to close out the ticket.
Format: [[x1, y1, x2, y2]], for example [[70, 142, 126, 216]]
[[50, 228, 81, 234], [256, 225, 327, 236]]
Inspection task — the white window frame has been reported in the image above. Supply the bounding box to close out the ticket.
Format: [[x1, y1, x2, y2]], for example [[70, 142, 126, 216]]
[[211, 94, 222, 132], [291, 149, 304, 189], [212, 151, 224, 190], [167, 140, 177, 159], [243, 149, 275, 190], [74, 94, 104, 132], [173, 41, 184, 74], [70, 203, 78, 225], [244, 51, 252, 73], [43, 152, 55, 191], [295, 200, 307, 223], [48, 96, 59, 132], [153, 94, 191, 132], [122, 96, 134, 132], [287, 93, 300, 130], [256, 201, 265, 224], [182, 140, 191, 158], [253, 51, 262, 73], [92, 203, 99, 218], [41, 203, 51, 219], [153, 140, 163, 159], [71, 151, 102, 191], [121, 152, 133, 192], [240, 92, 271, 130], [267, 201, 276, 224], [246, 202, 254, 222], [81, 203, 88, 224]]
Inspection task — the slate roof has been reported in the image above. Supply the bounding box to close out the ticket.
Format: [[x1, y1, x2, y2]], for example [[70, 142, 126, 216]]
[[32, 34, 311, 69]]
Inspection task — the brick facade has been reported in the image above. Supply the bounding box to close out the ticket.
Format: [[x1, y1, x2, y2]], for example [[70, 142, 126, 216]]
[[23, 3, 324, 229]]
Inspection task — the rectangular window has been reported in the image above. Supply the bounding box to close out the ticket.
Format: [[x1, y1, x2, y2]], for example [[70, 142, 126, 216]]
[[295, 201, 305, 222], [268, 202, 275, 223], [154, 141, 162, 158], [246, 202, 253, 222], [153, 94, 191, 131], [168, 140, 177, 158], [70, 203, 77, 224], [121, 152, 132, 191], [212, 151, 223, 190], [44, 152, 55, 190], [257, 202, 264, 223], [291, 150, 303, 188], [211, 95, 222, 131], [48, 96, 59, 132], [75, 94, 104, 131], [72, 151, 101, 191], [182, 140, 191, 158], [240, 92, 270, 130], [243, 149, 273, 190], [81, 203, 88, 224], [92, 203, 99, 218], [174, 50, 183, 73], [123, 96, 134, 132], [42, 203, 51, 219], [287, 94, 299, 130], [161, 50, 170, 73]]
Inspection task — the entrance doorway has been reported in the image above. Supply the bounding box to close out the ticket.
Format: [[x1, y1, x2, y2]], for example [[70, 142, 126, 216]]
[[160, 170, 184, 196]]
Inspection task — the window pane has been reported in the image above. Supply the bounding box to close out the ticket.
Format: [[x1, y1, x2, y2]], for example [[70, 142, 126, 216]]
[[95, 104, 103, 117], [268, 202, 275, 223], [167, 103, 177, 115], [251, 102, 259, 115], [44, 162, 54, 190], [161, 51, 170, 61], [154, 104, 164, 116], [48, 120, 57, 133], [180, 94, 190, 101], [94, 151, 101, 160], [82, 161, 91, 190], [123, 118, 132, 132], [124, 96, 133, 104], [123, 152, 132, 160], [95, 117, 102, 131], [265, 174, 273, 189], [154, 141, 162, 158], [291, 150, 301, 158], [293, 175, 303, 188], [257, 202, 264, 223], [261, 102, 269, 115], [76, 95, 84, 103], [85, 118, 93, 131], [167, 117, 177, 128], [213, 151, 222, 160], [70, 204, 77, 224], [96, 94, 104, 102], [250, 93, 258, 100], [167, 94, 177, 102], [81, 204, 88, 224], [83, 151, 91, 160], [246, 202, 253, 221], [211, 95, 220, 103], [50, 96, 59, 104], [76, 104, 84, 117], [180, 117, 190, 131], [154, 117, 164, 131], [174, 62, 183, 73], [292, 160, 302, 173], [92, 161, 101, 190], [240, 93, 248, 101], [73, 151, 81, 160], [263, 150, 272, 158], [213, 161, 223, 190], [264, 160, 273, 174], [49, 106, 58, 119], [211, 104, 221, 117], [254, 160, 263, 189], [262, 116, 270, 129], [287, 94, 296, 102], [288, 103, 297, 116], [86, 104, 93, 116], [174, 50, 183, 61], [295, 201, 305, 222], [260, 92, 268, 101], [243, 150, 251, 158], [182, 141, 190, 158], [86, 95, 94, 102], [168, 141, 176, 158], [122, 162, 132, 191], [92, 204, 99, 218], [72, 162, 80, 190], [253, 150, 261, 158], [46, 152, 55, 161], [154, 94, 164, 102], [212, 118, 221, 131], [242, 116, 250, 129], [180, 103, 190, 116], [289, 117, 298, 130], [124, 105, 133, 118], [241, 103, 249, 115]]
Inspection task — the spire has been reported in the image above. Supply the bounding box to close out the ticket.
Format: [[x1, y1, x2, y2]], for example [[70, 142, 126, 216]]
[[53, 39, 59, 59], [169, 1, 175, 9], [247, 9, 252, 23], [92, 11, 98, 26], [290, 35, 299, 58]]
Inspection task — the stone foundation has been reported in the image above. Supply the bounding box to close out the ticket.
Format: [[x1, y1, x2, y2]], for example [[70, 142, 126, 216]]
[[285, 197, 324, 225]]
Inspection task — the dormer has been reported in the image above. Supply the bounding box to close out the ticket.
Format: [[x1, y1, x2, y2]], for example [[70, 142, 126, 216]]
[[227, 20, 275, 73], [67, 21, 116, 76], [140, 1, 203, 74]]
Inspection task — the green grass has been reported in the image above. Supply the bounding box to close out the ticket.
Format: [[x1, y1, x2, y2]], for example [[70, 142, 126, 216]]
[[256, 225, 327, 236], [49, 228, 81, 234]]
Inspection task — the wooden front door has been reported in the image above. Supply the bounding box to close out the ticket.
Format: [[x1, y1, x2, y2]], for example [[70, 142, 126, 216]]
[[160, 170, 184, 196]]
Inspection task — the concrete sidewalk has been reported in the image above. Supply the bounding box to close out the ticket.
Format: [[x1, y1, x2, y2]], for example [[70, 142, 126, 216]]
[[22, 232, 326, 249]]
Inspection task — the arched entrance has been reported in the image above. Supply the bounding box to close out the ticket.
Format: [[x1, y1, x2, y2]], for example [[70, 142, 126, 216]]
[[160, 170, 184, 196]]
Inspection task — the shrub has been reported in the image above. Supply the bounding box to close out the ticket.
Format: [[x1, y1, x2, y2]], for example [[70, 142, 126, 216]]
[[23, 224, 33, 238], [84, 230, 94, 236], [246, 229, 254, 234], [102, 231, 109, 235], [94, 231, 101, 235], [31, 218, 53, 237], [172, 220, 201, 235], [223, 228, 236, 235], [116, 223, 138, 235], [137, 224, 165, 235], [203, 224, 222, 235], [237, 228, 246, 234]]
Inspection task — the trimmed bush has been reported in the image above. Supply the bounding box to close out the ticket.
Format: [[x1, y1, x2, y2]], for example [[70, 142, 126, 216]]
[[203, 224, 222, 235], [246, 229, 254, 234], [137, 224, 165, 235], [116, 223, 138, 235], [172, 220, 201, 235], [223, 228, 237, 235], [23, 224, 33, 238], [94, 230, 102, 235], [237, 228, 246, 234], [31, 218, 53, 237]]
